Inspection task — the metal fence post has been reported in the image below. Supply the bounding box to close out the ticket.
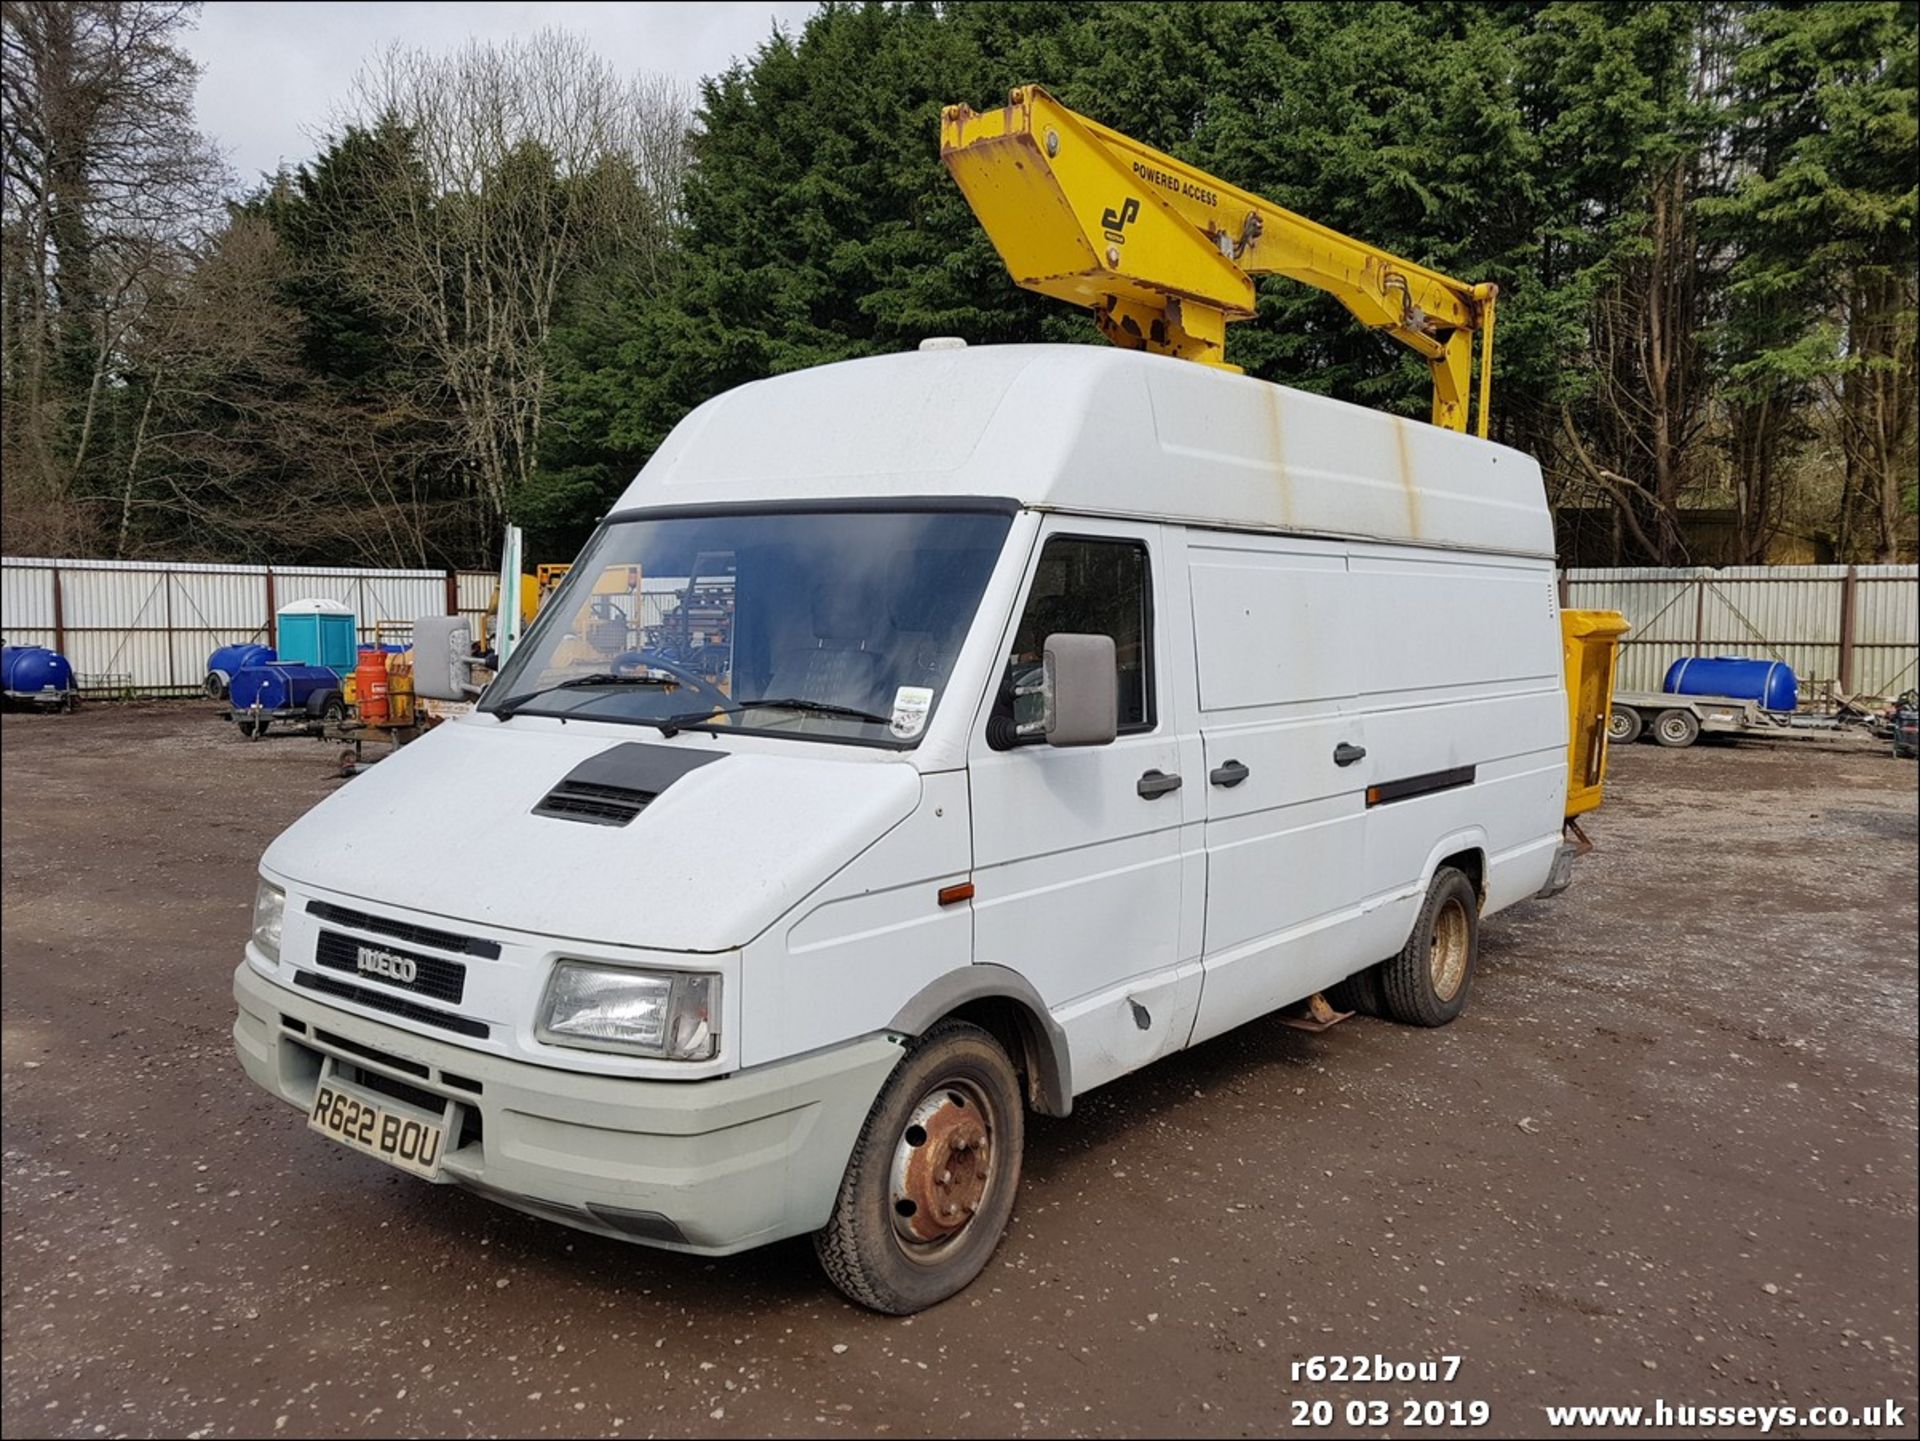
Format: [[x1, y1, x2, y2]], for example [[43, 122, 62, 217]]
[[1838, 564, 1858, 693], [1693, 576, 1706, 652], [51, 563, 66, 655], [445, 572, 459, 616], [265, 570, 277, 650], [164, 573, 176, 689]]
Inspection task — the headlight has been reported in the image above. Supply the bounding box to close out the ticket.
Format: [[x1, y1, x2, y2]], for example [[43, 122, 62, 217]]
[[537, 962, 719, 1061], [251, 880, 285, 962]]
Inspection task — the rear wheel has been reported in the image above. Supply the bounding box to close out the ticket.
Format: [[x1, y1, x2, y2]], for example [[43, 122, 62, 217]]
[[1380, 867, 1480, 1028], [1653, 708, 1700, 748], [815, 1021, 1024, 1314], [1607, 705, 1643, 745], [1326, 963, 1385, 1017]]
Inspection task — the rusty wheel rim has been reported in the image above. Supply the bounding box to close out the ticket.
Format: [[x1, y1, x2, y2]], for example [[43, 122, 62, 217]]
[[888, 1077, 999, 1262], [1429, 896, 1471, 1002]]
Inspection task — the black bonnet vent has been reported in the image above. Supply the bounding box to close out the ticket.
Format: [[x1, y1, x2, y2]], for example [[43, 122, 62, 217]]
[[532, 742, 725, 827]]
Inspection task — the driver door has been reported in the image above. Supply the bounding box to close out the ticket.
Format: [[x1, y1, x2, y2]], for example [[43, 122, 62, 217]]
[[968, 520, 1196, 1099]]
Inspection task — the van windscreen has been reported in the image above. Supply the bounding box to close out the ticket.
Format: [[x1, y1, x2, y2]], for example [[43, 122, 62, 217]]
[[482, 508, 1012, 747]]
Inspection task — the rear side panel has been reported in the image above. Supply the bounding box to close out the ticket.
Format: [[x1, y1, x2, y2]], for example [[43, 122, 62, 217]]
[[1345, 545, 1567, 952]]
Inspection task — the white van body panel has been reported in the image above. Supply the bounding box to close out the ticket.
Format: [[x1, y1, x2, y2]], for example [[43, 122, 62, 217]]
[[617, 346, 1555, 560], [261, 715, 920, 956], [749, 768, 973, 1069], [1182, 532, 1372, 1046]]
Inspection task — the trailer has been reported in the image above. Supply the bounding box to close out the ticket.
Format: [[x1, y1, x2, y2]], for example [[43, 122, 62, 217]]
[[1608, 690, 1876, 749]]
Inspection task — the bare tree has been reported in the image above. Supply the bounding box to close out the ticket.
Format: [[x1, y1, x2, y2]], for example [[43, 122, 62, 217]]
[[333, 31, 688, 522], [0, 0, 225, 551]]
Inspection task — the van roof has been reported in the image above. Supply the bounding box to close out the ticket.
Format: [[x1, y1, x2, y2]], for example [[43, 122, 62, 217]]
[[615, 345, 1554, 559]]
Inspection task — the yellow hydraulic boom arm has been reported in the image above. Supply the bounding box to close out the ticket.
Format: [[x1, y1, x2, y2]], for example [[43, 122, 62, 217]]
[[940, 86, 1499, 435]]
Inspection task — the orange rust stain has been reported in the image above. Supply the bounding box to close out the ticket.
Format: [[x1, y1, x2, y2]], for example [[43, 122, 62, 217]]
[[1392, 416, 1423, 538], [1262, 381, 1294, 526]]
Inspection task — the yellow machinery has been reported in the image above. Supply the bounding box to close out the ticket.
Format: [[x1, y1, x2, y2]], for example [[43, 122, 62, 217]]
[[943, 85, 1629, 818], [478, 564, 573, 654], [1561, 610, 1632, 820], [941, 86, 1499, 434]]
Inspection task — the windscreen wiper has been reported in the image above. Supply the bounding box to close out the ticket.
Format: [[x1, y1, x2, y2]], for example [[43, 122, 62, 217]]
[[650, 696, 893, 737], [733, 697, 893, 725], [492, 673, 678, 721]]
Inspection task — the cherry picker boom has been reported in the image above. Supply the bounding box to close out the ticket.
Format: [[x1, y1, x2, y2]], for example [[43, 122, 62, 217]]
[[940, 85, 1499, 436]]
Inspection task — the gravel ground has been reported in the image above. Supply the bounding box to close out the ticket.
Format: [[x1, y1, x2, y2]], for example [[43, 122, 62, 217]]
[[2, 702, 1915, 1439]]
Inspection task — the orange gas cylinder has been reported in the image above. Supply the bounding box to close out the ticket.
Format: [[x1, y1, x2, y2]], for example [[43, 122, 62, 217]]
[[355, 650, 390, 726]]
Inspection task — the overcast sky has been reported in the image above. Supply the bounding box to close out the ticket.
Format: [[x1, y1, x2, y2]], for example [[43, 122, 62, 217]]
[[184, 2, 821, 188]]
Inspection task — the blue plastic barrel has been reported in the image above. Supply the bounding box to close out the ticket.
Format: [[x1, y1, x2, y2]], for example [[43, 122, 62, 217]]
[[2, 644, 75, 699], [229, 663, 339, 715], [205, 643, 277, 698], [1663, 656, 1798, 713]]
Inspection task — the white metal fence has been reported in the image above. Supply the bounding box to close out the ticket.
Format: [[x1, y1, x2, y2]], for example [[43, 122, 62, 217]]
[[2, 557, 491, 696], [6, 554, 1916, 702], [1563, 565, 1919, 699]]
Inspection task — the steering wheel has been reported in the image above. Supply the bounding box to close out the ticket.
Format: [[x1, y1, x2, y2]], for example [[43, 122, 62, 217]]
[[610, 650, 731, 713]]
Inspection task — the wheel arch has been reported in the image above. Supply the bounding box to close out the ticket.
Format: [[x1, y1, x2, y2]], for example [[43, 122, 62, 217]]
[[887, 965, 1072, 1117], [1420, 828, 1489, 907]]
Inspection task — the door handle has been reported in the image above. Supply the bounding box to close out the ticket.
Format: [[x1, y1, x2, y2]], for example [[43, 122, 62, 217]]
[[1137, 769, 1183, 799], [1209, 759, 1250, 788], [1333, 742, 1367, 767]]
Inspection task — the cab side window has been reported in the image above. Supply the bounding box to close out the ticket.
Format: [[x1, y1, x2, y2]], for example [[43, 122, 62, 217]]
[[998, 537, 1154, 741]]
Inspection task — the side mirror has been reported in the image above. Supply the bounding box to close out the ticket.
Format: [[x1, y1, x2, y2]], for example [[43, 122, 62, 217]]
[[1019, 632, 1118, 747], [413, 615, 478, 700]]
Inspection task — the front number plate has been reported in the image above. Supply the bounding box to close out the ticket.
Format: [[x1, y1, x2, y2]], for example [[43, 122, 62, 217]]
[[308, 1081, 446, 1179]]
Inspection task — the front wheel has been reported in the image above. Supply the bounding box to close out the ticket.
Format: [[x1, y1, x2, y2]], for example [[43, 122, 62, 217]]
[[815, 1021, 1024, 1314], [1607, 705, 1643, 745]]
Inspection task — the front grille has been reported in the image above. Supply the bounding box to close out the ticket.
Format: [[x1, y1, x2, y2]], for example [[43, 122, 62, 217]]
[[315, 930, 465, 1005], [532, 779, 652, 826], [343, 1062, 447, 1114], [293, 970, 489, 1038], [307, 900, 501, 959], [312, 1026, 430, 1079]]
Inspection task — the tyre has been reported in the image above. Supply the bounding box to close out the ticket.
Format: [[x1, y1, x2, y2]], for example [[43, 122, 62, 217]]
[[1607, 705, 1643, 745], [243, 715, 270, 741], [1326, 962, 1385, 1017], [322, 697, 347, 725], [1652, 708, 1700, 748], [815, 1021, 1024, 1314], [1380, 867, 1480, 1028]]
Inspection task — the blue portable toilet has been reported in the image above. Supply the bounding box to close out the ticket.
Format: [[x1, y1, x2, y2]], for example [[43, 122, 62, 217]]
[[275, 599, 357, 671]]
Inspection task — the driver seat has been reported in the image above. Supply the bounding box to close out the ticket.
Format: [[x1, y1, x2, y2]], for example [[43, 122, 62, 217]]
[[764, 585, 881, 707]]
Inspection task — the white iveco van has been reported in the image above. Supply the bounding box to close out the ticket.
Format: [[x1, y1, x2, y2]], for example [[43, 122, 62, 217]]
[[234, 344, 1576, 1313]]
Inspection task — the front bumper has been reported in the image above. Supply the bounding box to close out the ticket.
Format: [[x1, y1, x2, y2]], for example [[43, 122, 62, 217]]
[[234, 962, 901, 1254]]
